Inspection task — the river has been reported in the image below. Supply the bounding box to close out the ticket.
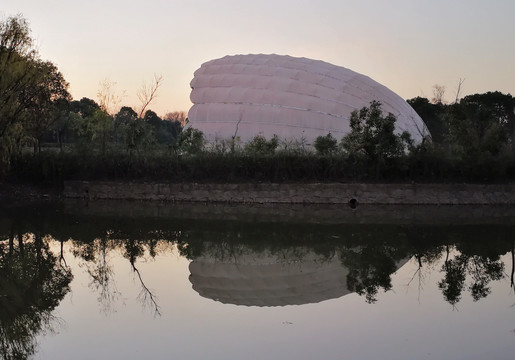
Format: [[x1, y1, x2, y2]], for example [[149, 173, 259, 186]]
[[1, 200, 514, 360]]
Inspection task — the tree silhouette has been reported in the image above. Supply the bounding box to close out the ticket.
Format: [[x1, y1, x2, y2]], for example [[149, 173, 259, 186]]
[[438, 246, 505, 306], [341, 244, 401, 304], [0, 232, 72, 360]]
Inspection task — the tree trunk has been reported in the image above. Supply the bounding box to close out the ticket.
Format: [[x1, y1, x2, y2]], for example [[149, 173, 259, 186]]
[[9, 229, 14, 254], [58, 130, 64, 153]]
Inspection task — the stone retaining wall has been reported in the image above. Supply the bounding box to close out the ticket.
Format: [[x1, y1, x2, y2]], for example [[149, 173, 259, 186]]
[[63, 181, 515, 205]]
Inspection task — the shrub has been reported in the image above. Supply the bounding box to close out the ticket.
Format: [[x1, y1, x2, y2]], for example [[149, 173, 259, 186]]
[[244, 135, 279, 155], [314, 133, 338, 155]]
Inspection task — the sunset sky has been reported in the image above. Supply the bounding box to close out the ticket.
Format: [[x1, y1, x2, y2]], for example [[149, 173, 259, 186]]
[[3, 0, 514, 117]]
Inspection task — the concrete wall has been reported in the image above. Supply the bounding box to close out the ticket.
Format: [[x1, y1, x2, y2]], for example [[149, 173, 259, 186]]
[[63, 181, 515, 205]]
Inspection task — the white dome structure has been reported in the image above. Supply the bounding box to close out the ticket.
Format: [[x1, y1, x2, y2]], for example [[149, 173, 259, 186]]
[[188, 54, 429, 144]]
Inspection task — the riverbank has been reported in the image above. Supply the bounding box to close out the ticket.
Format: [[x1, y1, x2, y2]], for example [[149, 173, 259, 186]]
[[64, 181, 515, 205], [5, 180, 515, 205], [0, 182, 62, 202]]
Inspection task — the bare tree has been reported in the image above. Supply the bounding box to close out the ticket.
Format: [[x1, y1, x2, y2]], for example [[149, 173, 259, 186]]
[[454, 78, 465, 104], [431, 84, 446, 105], [137, 74, 163, 118], [97, 78, 125, 115], [131, 262, 161, 317]]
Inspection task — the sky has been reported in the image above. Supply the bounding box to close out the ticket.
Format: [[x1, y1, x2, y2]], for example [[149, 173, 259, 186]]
[[3, 0, 515, 117]]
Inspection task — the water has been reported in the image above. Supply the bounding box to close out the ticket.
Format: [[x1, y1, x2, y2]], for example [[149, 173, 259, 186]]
[[1, 201, 514, 360]]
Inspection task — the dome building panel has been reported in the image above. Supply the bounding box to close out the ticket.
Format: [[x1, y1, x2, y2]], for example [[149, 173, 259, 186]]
[[188, 54, 429, 143]]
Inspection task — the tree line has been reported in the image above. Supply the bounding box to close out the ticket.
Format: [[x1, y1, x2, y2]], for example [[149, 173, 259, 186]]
[[2, 15, 515, 184], [0, 15, 186, 177]]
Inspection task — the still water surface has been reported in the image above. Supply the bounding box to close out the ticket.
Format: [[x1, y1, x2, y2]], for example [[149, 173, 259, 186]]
[[1, 201, 514, 360]]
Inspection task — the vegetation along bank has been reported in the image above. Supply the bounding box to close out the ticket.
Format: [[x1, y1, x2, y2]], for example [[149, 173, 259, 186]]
[[2, 15, 515, 194]]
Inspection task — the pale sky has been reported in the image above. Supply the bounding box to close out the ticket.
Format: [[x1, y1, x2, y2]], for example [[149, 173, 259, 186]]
[[3, 0, 514, 117]]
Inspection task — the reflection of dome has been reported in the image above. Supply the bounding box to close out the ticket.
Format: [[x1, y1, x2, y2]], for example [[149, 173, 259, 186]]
[[189, 247, 350, 306], [188, 54, 429, 143]]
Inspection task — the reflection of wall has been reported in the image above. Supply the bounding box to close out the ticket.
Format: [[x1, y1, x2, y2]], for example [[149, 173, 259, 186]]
[[189, 247, 350, 306]]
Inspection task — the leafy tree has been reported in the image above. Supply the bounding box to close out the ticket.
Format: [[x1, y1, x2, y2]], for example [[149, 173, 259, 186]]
[[314, 133, 338, 155], [0, 15, 37, 141], [128, 118, 155, 153], [0, 15, 72, 172], [177, 127, 204, 154], [71, 106, 113, 156], [49, 98, 75, 153], [21, 60, 71, 154], [113, 106, 138, 144], [407, 96, 446, 144], [113, 106, 155, 153], [445, 101, 509, 158], [163, 111, 187, 127], [460, 92, 515, 153], [0, 16, 38, 172], [341, 101, 413, 170], [70, 97, 101, 119]]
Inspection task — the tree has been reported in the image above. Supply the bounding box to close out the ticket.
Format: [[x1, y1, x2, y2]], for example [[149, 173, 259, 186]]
[[22, 60, 71, 154], [97, 78, 124, 116], [163, 111, 187, 127], [71, 97, 101, 119], [0, 15, 37, 139], [70, 100, 113, 156], [113, 106, 138, 144], [137, 74, 163, 118], [314, 133, 338, 155], [445, 99, 509, 158], [176, 127, 204, 154], [50, 98, 75, 153], [431, 84, 446, 105], [408, 96, 446, 144], [0, 15, 72, 171], [126, 112, 154, 152], [0, 16, 39, 173], [341, 101, 413, 163], [460, 92, 515, 153]]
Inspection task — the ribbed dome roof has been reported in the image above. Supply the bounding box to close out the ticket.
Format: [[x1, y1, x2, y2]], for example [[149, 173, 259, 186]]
[[188, 54, 429, 144]]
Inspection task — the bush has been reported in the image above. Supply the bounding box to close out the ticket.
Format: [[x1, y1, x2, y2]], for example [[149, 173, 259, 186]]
[[314, 133, 338, 155], [244, 135, 279, 155]]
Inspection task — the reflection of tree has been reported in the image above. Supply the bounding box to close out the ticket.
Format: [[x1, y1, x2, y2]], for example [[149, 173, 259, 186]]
[[1, 207, 514, 314], [341, 242, 407, 304], [0, 232, 72, 360], [123, 239, 161, 317], [439, 248, 467, 306], [72, 237, 120, 315], [70, 234, 170, 316], [439, 246, 505, 306], [407, 245, 446, 301]]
